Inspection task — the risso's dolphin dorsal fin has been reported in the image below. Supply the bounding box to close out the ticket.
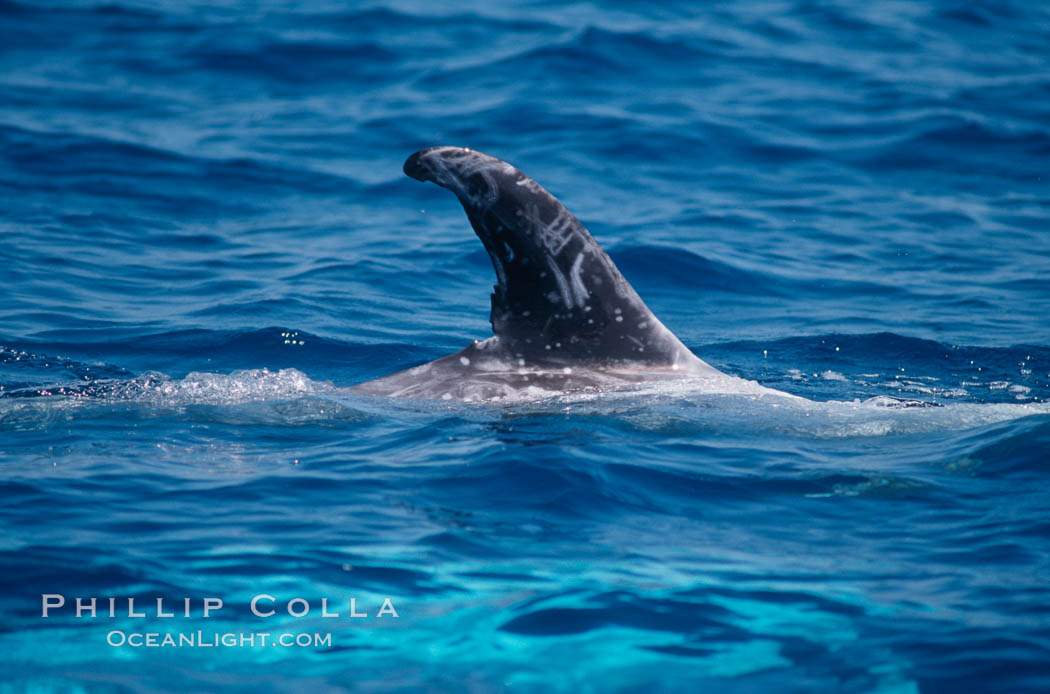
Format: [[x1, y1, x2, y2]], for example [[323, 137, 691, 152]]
[[404, 146, 698, 368]]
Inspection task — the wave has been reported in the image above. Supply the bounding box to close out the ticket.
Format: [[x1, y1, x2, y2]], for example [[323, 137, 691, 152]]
[[4, 327, 1047, 403], [707, 332, 1049, 405], [3, 334, 1047, 446], [0, 123, 362, 204], [610, 245, 917, 302], [850, 116, 1050, 180]]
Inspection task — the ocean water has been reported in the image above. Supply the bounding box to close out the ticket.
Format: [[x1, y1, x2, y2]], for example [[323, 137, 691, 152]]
[[2, 0, 1050, 691]]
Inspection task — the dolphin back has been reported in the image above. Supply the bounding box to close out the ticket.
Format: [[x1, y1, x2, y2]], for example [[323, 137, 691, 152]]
[[404, 146, 696, 367]]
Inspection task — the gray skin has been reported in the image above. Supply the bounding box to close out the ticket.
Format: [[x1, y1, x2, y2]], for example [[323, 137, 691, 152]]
[[351, 146, 735, 402]]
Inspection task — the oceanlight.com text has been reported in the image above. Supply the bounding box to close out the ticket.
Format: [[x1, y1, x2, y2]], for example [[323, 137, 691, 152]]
[[106, 630, 332, 648]]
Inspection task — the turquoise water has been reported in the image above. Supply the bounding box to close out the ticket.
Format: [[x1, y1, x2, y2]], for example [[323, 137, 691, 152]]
[[2, 1, 1050, 692]]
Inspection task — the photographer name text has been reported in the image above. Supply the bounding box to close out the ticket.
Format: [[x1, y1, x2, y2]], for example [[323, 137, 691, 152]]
[[41, 594, 399, 619]]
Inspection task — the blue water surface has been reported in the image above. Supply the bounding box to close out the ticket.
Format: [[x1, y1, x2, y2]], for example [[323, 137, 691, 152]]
[[2, 1, 1050, 692]]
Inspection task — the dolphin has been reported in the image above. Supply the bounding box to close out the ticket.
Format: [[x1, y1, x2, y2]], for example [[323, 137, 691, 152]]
[[351, 147, 794, 402]]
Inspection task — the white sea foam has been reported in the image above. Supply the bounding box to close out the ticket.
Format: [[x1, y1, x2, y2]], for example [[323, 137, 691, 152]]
[[3, 365, 1047, 439]]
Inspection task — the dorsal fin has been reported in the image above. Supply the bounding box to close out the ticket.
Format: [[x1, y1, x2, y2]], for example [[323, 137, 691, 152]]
[[404, 146, 698, 367]]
